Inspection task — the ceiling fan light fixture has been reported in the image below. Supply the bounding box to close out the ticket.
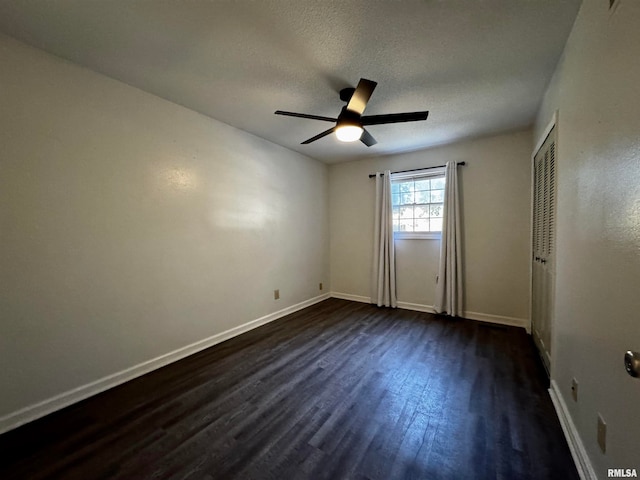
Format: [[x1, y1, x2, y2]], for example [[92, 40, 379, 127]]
[[335, 124, 363, 142]]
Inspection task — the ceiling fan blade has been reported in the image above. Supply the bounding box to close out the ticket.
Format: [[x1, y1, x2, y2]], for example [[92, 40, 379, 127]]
[[346, 78, 377, 115], [301, 127, 336, 144], [360, 129, 377, 147], [361, 111, 429, 125], [275, 110, 336, 122]]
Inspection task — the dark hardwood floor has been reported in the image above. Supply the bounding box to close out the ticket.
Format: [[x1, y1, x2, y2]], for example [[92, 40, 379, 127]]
[[0, 298, 578, 480]]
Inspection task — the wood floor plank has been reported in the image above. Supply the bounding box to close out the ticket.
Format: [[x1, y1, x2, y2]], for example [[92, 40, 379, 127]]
[[0, 299, 579, 480]]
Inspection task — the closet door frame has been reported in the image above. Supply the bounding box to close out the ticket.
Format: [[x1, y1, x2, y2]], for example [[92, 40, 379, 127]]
[[530, 111, 558, 376]]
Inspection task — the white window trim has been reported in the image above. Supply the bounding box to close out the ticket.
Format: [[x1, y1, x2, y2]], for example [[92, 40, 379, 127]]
[[394, 231, 442, 240], [391, 167, 446, 240], [390, 167, 445, 180]]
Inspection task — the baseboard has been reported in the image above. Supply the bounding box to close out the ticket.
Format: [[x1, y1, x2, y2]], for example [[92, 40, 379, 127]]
[[396, 301, 437, 313], [0, 293, 331, 435], [330, 293, 434, 314], [549, 380, 597, 480], [330, 292, 527, 329], [463, 310, 529, 331], [329, 293, 434, 313], [330, 292, 371, 304]]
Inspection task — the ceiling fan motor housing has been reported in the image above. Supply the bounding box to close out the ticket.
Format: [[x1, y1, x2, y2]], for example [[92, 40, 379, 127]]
[[339, 87, 356, 103]]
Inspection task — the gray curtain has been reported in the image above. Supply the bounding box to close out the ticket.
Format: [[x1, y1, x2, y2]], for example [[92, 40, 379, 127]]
[[434, 161, 463, 316], [371, 170, 397, 307]]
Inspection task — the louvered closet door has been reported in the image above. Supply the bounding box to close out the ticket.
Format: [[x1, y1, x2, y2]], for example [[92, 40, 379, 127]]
[[532, 127, 556, 374]]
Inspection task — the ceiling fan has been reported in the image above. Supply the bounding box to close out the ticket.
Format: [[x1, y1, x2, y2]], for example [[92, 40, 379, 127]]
[[275, 78, 429, 147]]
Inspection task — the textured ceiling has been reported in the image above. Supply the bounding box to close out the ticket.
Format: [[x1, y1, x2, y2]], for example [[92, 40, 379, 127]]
[[0, 0, 581, 164]]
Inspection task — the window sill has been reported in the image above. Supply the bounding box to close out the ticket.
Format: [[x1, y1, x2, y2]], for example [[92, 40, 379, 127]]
[[394, 232, 442, 240]]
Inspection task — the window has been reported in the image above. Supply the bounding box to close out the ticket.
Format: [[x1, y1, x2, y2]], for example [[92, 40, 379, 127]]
[[391, 168, 445, 239]]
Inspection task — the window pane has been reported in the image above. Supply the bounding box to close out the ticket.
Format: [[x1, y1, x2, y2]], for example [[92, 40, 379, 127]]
[[398, 219, 413, 232], [430, 189, 444, 203], [415, 205, 429, 218], [415, 190, 430, 204], [400, 191, 414, 204], [414, 179, 430, 191], [414, 218, 429, 231], [398, 181, 413, 194], [399, 206, 413, 219], [430, 204, 443, 217], [391, 173, 447, 235], [431, 177, 445, 189]]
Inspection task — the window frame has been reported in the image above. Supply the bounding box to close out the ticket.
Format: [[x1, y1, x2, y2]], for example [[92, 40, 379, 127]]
[[391, 167, 446, 240]]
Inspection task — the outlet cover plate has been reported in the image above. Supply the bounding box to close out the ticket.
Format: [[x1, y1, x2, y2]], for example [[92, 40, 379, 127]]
[[597, 413, 607, 454]]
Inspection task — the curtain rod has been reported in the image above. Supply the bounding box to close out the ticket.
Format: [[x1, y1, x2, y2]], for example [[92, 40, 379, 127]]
[[368, 162, 465, 178]]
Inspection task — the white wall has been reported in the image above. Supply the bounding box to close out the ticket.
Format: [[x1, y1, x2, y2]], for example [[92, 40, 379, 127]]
[[535, 0, 640, 476], [329, 129, 532, 325], [0, 34, 329, 429]]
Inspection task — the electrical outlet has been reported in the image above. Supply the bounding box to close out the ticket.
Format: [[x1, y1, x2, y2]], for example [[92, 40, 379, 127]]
[[597, 413, 607, 454], [319, 282, 323, 291], [571, 378, 578, 402], [274, 289, 280, 300]]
